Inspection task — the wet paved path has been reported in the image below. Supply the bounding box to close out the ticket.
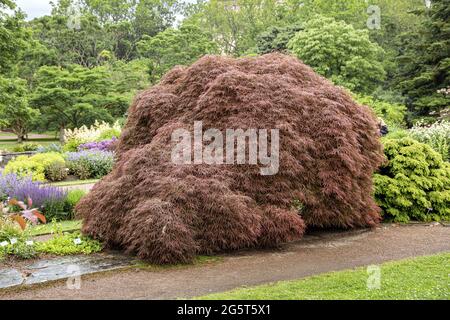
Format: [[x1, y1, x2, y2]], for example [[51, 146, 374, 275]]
[[1, 224, 449, 300], [0, 254, 134, 289]]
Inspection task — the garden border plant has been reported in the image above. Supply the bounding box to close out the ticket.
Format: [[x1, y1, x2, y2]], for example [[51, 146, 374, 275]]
[[374, 138, 450, 222]]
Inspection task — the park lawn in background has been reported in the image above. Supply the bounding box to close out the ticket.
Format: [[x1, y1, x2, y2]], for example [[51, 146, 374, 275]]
[[29, 220, 82, 236], [0, 139, 59, 152], [198, 253, 450, 300], [49, 179, 99, 187]]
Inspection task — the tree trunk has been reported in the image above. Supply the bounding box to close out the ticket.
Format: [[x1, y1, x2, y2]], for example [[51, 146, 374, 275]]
[[59, 125, 65, 144]]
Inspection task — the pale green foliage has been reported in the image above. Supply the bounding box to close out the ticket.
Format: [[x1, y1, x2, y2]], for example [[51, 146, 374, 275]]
[[0, 228, 101, 260], [186, 0, 287, 56], [409, 121, 450, 161], [0, 217, 24, 242], [3, 155, 46, 181], [66, 189, 86, 209], [288, 16, 386, 93], [3, 152, 66, 182], [35, 232, 103, 255], [374, 138, 450, 222]]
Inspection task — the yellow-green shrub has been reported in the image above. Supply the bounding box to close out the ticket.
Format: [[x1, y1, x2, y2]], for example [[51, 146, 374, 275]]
[[4, 152, 66, 182], [3, 156, 46, 181], [374, 138, 450, 222], [30, 152, 65, 169]]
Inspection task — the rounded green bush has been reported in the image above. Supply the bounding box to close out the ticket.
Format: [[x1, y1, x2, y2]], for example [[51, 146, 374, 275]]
[[65, 189, 87, 217], [45, 161, 68, 182], [374, 138, 450, 222], [63, 138, 83, 152], [12, 142, 40, 153], [4, 152, 66, 182], [97, 128, 121, 141], [3, 155, 46, 181]]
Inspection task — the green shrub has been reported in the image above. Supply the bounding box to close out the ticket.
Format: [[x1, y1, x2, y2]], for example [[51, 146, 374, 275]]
[[0, 221, 35, 260], [384, 126, 409, 140], [35, 232, 103, 255], [70, 163, 91, 180], [1, 231, 101, 260], [64, 189, 86, 217], [66, 150, 114, 179], [374, 138, 450, 222], [12, 142, 40, 152], [37, 143, 63, 153], [63, 138, 83, 152], [2, 241, 37, 260], [0, 218, 25, 242], [45, 162, 68, 182], [97, 128, 121, 141], [4, 152, 66, 182], [3, 155, 46, 181], [65, 189, 86, 209], [30, 152, 65, 169], [43, 198, 72, 221]]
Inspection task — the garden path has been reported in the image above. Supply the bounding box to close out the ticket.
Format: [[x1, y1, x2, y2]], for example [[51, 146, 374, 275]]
[[60, 183, 96, 193], [1, 223, 449, 300]]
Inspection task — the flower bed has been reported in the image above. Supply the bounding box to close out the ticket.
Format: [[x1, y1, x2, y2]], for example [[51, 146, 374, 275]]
[[65, 150, 115, 180], [0, 173, 85, 221]]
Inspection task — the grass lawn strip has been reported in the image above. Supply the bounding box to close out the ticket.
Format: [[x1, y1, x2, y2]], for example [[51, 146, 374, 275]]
[[198, 253, 450, 300]]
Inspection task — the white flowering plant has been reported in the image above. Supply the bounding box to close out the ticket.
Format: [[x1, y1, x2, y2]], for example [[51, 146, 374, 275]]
[[409, 120, 450, 161], [63, 121, 122, 152]]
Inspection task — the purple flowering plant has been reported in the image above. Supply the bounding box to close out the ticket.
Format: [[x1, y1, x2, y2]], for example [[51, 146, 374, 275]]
[[0, 173, 67, 209], [78, 138, 117, 152]]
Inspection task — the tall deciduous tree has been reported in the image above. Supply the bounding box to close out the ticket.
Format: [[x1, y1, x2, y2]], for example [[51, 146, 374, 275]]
[[256, 24, 302, 54], [185, 0, 291, 56], [0, 77, 39, 142], [30, 65, 115, 141], [288, 15, 386, 94], [137, 23, 218, 83], [0, 1, 29, 75]]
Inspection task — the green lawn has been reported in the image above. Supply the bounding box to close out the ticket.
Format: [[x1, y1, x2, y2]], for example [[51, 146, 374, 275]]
[[198, 253, 450, 300], [49, 179, 99, 187], [0, 139, 59, 152], [29, 220, 82, 236]]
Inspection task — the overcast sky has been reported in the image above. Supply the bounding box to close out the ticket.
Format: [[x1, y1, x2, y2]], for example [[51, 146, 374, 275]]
[[14, 0, 198, 21], [15, 0, 53, 19]]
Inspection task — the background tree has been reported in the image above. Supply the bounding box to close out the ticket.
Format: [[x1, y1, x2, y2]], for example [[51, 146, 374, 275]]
[[288, 15, 386, 94], [185, 0, 291, 56], [256, 24, 302, 54], [0, 77, 39, 142], [137, 23, 218, 83], [0, 4, 29, 75], [30, 65, 115, 141], [396, 0, 450, 120], [30, 12, 111, 68]]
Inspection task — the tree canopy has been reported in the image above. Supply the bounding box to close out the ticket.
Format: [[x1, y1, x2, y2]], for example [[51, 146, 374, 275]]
[[288, 16, 386, 93], [0, 0, 446, 138], [396, 0, 450, 119]]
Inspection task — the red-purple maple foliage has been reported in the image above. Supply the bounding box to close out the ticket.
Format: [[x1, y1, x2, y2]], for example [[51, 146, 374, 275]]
[[76, 54, 384, 264]]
